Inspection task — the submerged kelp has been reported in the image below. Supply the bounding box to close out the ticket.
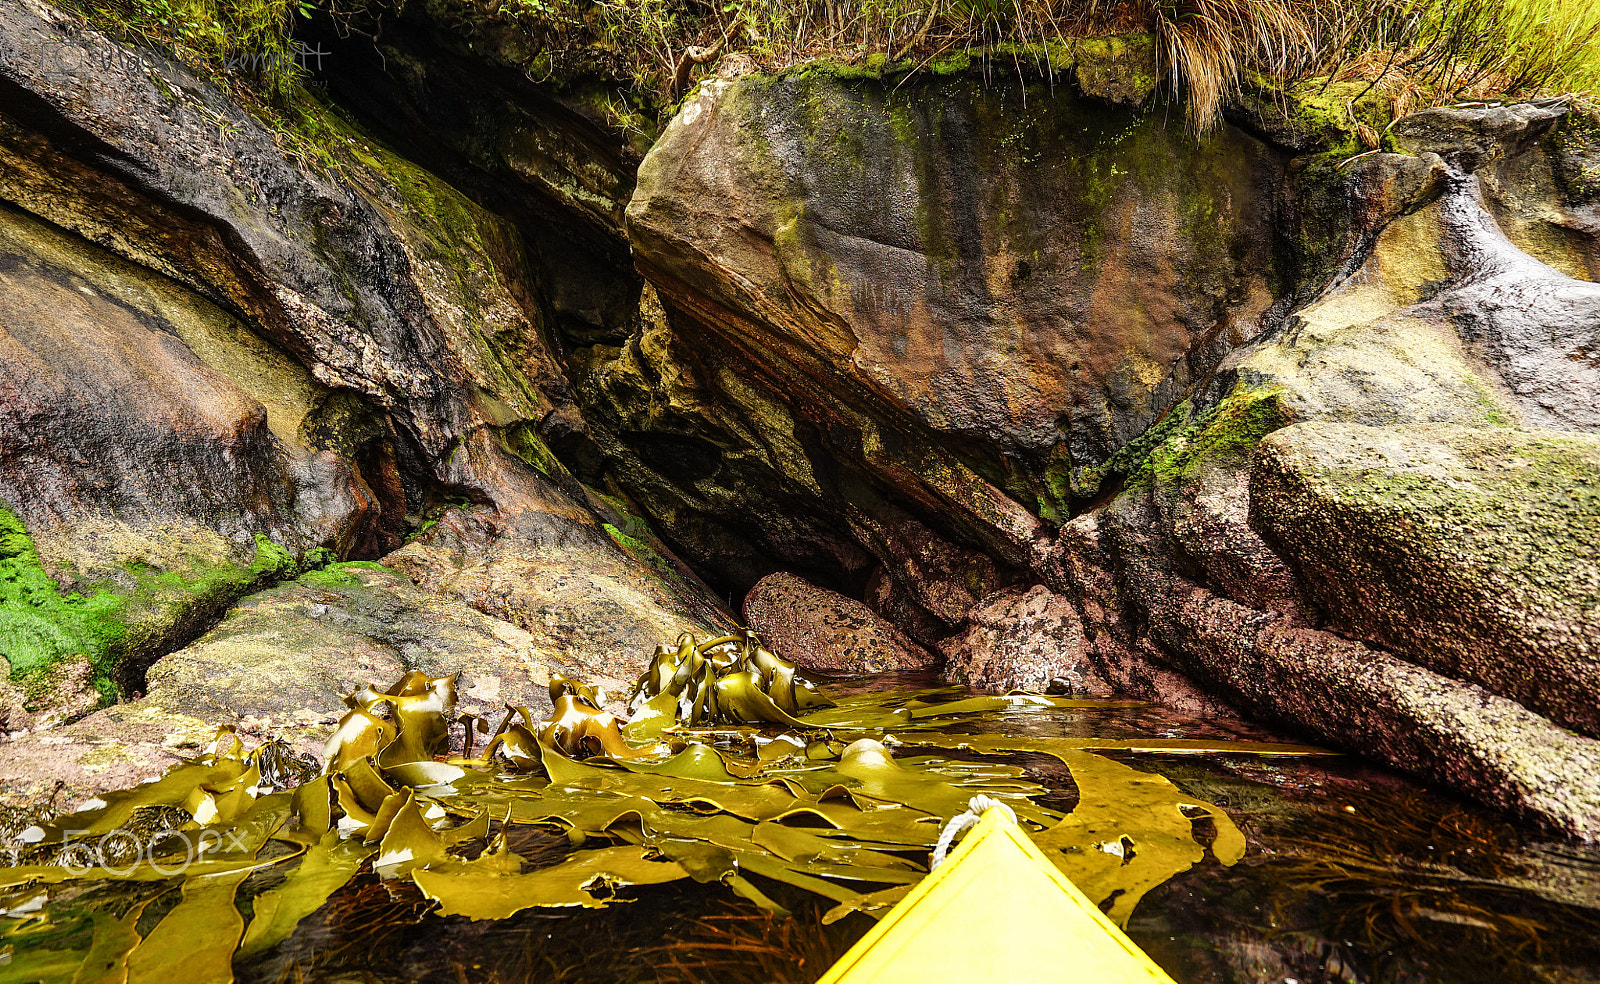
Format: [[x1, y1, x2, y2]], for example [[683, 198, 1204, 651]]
[[0, 631, 1330, 981], [1121, 754, 1600, 984]]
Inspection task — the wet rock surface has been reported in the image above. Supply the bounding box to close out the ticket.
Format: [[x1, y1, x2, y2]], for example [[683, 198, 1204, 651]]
[[1253, 423, 1600, 738], [0, 0, 724, 727], [0, 561, 559, 807], [742, 573, 935, 674], [142, 562, 554, 727], [381, 506, 732, 699], [939, 585, 1115, 695]]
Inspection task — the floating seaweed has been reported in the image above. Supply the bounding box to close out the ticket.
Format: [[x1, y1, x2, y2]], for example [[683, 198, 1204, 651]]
[[0, 630, 1311, 982]]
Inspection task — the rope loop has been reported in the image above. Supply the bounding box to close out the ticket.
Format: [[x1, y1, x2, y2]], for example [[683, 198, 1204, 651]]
[[929, 795, 1017, 869]]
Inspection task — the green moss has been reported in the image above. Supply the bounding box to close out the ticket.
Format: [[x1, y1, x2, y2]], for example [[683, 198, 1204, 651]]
[[0, 509, 302, 705], [791, 58, 888, 84], [1072, 34, 1158, 105], [1077, 386, 1289, 506], [1273, 79, 1395, 157], [1074, 402, 1196, 501], [1128, 385, 1291, 493], [1033, 443, 1076, 525], [299, 560, 389, 588], [927, 50, 974, 76], [504, 421, 566, 480], [603, 523, 671, 574], [0, 507, 128, 700]]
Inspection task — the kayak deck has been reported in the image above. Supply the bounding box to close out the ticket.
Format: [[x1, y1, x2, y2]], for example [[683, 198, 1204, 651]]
[[817, 806, 1180, 983]]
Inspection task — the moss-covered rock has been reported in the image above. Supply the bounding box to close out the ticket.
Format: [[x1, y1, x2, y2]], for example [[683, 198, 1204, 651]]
[[142, 561, 552, 725], [1227, 78, 1393, 156], [0, 508, 298, 716], [1252, 423, 1600, 739], [1072, 34, 1158, 107]]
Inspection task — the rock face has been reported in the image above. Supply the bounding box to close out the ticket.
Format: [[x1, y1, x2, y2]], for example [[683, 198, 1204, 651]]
[[939, 585, 1114, 696], [624, 83, 1600, 836], [1020, 103, 1600, 835], [0, 0, 727, 729], [1, 0, 1599, 842], [743, 573, 934, 673], [0, 202, 362, 552], [627, 68, 1288, 523], [139, 562, 556, 729], [1253, 424, 1600, 737]]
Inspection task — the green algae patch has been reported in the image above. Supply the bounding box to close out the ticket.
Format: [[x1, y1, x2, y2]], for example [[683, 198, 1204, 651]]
[[299, 562, 392, 589], [0, 507, 127, 700], [1069, 385, 1290, 507], [0, 509, 303, 705], [1252, 423, 1600, 736], [1136, 385, 1292, 490]]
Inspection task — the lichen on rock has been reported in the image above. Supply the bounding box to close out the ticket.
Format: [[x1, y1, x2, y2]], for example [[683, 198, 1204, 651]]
[[1252, 422, 1600, 738]]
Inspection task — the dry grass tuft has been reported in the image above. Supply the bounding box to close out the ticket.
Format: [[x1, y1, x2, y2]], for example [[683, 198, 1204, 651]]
[[67, 0, 1600, 129], [518, 0, 1600, 128]]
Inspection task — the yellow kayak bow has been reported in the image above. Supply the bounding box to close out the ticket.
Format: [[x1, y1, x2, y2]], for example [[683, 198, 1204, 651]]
[[817, 804, 1180, 984]]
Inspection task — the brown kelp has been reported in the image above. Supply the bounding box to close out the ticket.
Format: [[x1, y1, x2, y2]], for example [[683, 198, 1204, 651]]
[[0, 630, 1325, 980]]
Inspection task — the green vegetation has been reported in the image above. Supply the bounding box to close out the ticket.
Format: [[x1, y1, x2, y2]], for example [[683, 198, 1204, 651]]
[[0, 507, 303, 704], [65, 0, 312, 97], [602, 521, 706, 606], [0, 508, 127, 701], [1078, 384, 1289, 501], [298, 560, 391, 588], [1130, 384, 1291, 489], [65, 0, 1600, 130]]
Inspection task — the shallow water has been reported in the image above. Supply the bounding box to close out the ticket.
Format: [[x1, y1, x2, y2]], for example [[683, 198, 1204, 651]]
[[7, 673, 1600, 984]]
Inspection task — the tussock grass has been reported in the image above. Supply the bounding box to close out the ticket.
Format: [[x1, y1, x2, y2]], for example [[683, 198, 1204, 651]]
[[515, 0, 1600, 127], [64, 0, 1600, 128]]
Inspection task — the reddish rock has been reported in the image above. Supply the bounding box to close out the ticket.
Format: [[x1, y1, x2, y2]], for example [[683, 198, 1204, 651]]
[[743, 573, 935, 674], [940, 585, 1113, 695], [863, 565, 949, 648], [847, 506, 1019, 627], [1034, 513, 1235, 716]]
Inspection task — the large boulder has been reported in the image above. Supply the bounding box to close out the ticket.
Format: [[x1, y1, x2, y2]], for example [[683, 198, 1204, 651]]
[[0, 2, 727, 731], [743, 573, 934, 674], [627, 67, 1290, 521], [1252, 423, 1600, 737], [380, 504, 733, 699], [939, 585, 1115, 696]]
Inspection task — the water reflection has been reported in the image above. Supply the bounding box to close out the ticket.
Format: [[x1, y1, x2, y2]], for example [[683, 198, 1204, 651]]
[[7, 670, 1600, 983]]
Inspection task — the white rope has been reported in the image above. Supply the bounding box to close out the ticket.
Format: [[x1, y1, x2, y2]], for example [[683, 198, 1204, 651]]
[[929, 795, 1017, 869]]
